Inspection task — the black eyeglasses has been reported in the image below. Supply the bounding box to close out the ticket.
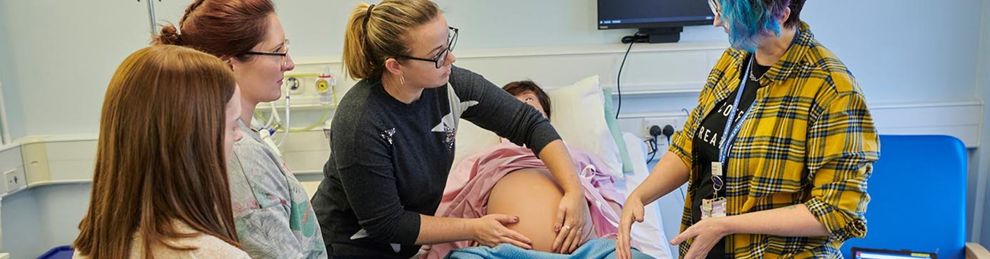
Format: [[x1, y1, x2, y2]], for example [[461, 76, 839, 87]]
[[243, 39, 291, 67], [396, 27, 458, 69]]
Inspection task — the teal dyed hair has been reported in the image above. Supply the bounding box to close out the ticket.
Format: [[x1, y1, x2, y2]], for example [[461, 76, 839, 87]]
[[720, 0, 798, 52]]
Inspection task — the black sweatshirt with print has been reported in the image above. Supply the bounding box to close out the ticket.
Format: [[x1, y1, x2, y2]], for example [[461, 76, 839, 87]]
[[313, 66, 561, 258]]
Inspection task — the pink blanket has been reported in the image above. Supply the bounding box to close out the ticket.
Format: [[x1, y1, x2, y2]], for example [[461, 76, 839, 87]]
[[425, 142, 623, 258]]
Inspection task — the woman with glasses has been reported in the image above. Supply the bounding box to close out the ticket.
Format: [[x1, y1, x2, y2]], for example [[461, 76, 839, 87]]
[[616, 0, 879, 258], [156, 0, 326, 258], [311, 0, 590, 257]]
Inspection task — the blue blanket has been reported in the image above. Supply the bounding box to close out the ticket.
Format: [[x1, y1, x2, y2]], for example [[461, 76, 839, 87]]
[[445, 238, 654, 259]]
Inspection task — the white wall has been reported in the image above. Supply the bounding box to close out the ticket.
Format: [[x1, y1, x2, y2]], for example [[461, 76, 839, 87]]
[[803, 1, 983, 105], [0, 1, 189, 139], [278, 0, 725, 59], [1, 183, 91, 258], [3, 0, 985, 137], [0, 6, 22, 141], [0, 0, 988, 257], [1, 0, 983, 137]]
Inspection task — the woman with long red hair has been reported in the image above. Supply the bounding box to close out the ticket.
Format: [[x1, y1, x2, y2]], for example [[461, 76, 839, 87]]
[[73, 44, 247, 259]]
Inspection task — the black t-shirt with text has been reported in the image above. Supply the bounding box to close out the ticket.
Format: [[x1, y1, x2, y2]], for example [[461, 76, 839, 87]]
[[690, 55, 769, 259]]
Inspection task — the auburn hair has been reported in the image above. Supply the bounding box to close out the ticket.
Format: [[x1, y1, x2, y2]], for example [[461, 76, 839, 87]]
[[73, 45, 238, 258], [155, 0, 275, 62]]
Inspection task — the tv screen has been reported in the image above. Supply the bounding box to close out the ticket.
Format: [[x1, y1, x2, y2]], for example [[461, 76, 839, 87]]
[[598, 0, 714, 30]]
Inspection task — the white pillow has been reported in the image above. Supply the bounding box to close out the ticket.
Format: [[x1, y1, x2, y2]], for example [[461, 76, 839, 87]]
[[452, 119, 500, 168], [451, 75, 624, 178], [547, 75, 623, 178]]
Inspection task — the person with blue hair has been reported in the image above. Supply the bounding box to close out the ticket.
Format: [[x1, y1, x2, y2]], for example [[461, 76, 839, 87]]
[[616, 0, 880, 258]]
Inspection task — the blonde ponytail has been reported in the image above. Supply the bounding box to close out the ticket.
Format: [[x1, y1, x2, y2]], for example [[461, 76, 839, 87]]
[[341, 0, 440, 80], [342, 3, 375, 79]]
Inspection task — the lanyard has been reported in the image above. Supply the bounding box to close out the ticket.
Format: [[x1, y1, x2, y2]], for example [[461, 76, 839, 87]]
[[709, 56, 757, 205], [717, 56, 757, 163]]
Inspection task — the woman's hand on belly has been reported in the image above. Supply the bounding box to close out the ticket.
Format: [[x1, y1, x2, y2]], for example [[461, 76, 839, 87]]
[[552, 191, 589, 253], [487, 170, 593, 253], [470, 214, 534, 249]]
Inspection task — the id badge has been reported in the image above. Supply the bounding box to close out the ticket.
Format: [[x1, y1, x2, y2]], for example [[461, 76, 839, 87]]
[[701, 198, 713, 219], [711, 162, 723, 177], [701, 199, 717, 219], [711, 197, 727, 218]]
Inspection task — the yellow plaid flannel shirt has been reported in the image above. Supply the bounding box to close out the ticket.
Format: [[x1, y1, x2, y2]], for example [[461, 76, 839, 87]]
[[669, 22, 880, 258]]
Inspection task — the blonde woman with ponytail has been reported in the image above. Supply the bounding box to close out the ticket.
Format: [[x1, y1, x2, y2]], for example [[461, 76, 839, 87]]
[[312, 0, 592, 257]]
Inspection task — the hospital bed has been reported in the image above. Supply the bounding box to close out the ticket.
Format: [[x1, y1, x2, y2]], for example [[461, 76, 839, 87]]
[[450, 75, 682, 259], [300, 75, 684, 258]]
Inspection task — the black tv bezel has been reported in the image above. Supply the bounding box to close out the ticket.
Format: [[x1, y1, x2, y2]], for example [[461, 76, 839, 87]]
[[597, 18, 713, 30], [596, 1, 715, 30]]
